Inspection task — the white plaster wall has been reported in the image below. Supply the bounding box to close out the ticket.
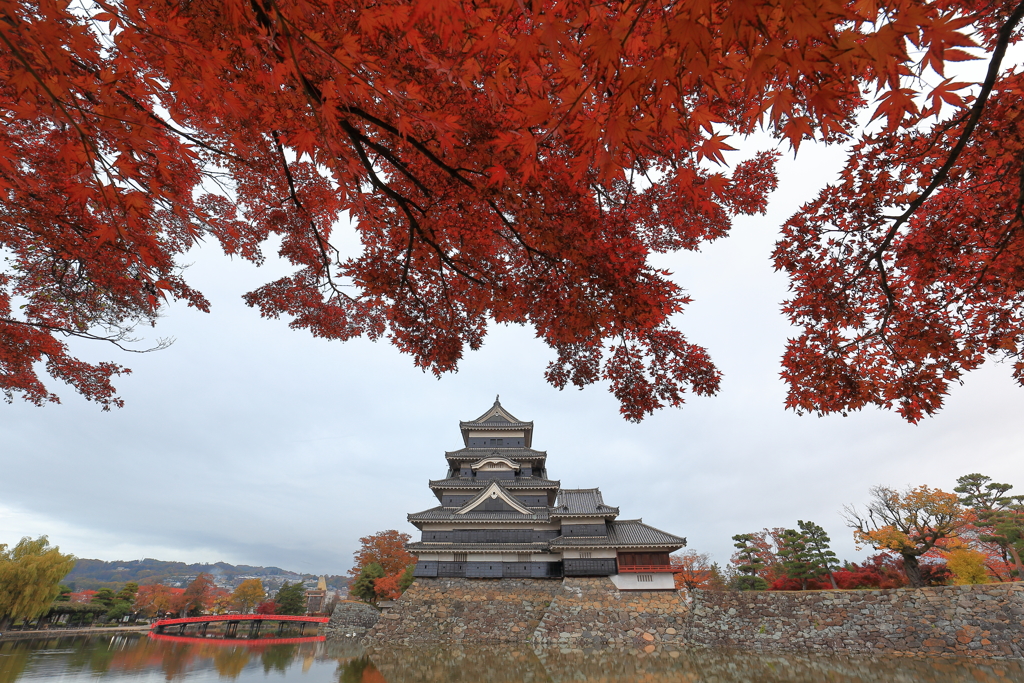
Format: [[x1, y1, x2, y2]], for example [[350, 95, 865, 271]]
[[609, 573, 676, 591], [563, 549, 617, 558], [466, 430, 526, 437], [417, 523, 560, 530]]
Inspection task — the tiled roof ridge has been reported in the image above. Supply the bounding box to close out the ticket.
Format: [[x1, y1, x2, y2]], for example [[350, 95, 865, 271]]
[[446, 448, 547, 456], [462, 396, 531, 426], [428, 477, 560, 487]]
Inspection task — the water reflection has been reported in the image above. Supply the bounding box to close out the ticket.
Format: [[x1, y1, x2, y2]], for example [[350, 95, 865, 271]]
[[1, 634, 1022, 683]]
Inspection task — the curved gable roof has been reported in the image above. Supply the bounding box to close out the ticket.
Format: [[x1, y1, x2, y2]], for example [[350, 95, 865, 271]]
[[456, 481, 533, 515]]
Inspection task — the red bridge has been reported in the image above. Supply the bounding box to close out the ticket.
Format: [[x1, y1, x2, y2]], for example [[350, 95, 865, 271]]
[[151, 614, 329, 639]]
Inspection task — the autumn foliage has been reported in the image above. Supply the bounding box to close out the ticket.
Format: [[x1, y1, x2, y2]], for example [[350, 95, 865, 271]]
[[349, 529, 415, 603], [4, 0, 1022, 418]]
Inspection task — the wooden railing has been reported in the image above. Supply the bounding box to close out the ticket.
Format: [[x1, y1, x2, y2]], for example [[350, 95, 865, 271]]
[[617, 565, 683, 573]]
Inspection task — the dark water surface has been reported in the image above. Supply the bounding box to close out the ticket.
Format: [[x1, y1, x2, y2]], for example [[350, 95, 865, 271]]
[[1, 634, 1022, 683]]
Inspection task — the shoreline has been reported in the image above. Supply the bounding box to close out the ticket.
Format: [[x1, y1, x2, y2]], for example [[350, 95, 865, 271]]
[[0, 626, 152, 641]]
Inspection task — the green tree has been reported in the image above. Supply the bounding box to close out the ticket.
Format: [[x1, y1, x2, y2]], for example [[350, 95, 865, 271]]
[[91, 588, 116, 609], [0, 536, 76, 629], [955, 473, 1024, 580], [55, 584, 72, 602], [275, 581, 306, 616], [777, 528, 818, 590], [105, 602, 132, 622], [798, 520, 839, 589], [731, 535, 768, 591], [115, 582, 139, 604], [350, 563, 385, 605], [398, 565, 415, 593]]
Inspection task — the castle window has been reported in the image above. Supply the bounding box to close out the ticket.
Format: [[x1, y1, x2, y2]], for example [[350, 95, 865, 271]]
[[453, 552, 468, 563], [579, 552, 592, 559], [517, 553, 531, 562], [637, 574, 653, 582]]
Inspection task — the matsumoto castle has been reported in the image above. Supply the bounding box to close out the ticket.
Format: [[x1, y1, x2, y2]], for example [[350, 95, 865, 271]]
[[407, 398, 685, 590]]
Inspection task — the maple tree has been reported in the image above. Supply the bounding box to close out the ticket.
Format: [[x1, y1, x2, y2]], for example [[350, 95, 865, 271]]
[[4, 0, 1022, 419], [255, 599, 277, 615], [845, 484, 966, 587], [350, 530, 414, 578], [133, 583, 185, 617], [670, 550, 724, 591], [179, 572, 217, 616]]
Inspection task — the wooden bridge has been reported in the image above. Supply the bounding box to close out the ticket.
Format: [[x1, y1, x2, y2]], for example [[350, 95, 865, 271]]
[[151, 614, 330, 639]]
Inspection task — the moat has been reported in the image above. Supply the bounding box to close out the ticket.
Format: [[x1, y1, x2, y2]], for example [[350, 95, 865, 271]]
[[2, 634, 1022, 683]]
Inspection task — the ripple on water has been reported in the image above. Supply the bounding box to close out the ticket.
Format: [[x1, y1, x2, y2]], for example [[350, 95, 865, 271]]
[[1, 634, 1022, 683]]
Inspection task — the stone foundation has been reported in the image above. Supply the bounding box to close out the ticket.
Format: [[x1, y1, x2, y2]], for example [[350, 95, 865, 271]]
[[533, 577, 686, 651], [685, 583, 1024, 659], [358, 577, 1024, 659], [362, 577, 562, 644], [323, 600, 381, 639]]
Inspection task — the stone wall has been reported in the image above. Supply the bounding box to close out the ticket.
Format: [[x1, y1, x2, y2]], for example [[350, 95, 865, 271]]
[[685, 583, 1024, 659], [323, 600, 381, 639], [360, 577, 1024, 659], [362, 578, 562, 644], [532, 577, 685, 652]]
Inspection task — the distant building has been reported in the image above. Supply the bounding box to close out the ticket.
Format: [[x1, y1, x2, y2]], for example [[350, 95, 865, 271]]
[[407, 398, 685, 590], [305, 576, 328, 614]]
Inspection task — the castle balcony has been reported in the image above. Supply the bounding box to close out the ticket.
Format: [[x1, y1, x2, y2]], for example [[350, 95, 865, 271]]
[[617, 564, 684, 573]]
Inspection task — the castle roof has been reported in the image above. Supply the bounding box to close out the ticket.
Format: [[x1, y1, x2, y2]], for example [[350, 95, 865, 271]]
[[459, 397, 534, 447], [445, 447, 547, 463], [550, 488, 619, 518], [428, 477, 560, 491], [405, 541, 551, 553], [549, 519, 686, 550], [407, 506, 551, 526]]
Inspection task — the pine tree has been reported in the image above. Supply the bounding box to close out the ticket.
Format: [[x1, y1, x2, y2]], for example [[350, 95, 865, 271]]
[[350, 564, 385, 605], [778, 528, 820, 590], [798, 520, 839, 589], [731, 534, 768, 591], [275, 581, 306, 616]]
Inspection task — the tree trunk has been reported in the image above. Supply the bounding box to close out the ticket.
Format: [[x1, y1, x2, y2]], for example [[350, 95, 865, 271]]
[[903, 554, 924, 588], [1007, 544, 1024, 581], [0, 615, 10, 631], [826, 570, 838, 589]]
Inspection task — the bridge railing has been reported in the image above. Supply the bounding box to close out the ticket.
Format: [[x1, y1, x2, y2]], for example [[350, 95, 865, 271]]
[[152, 614, 329, 629]]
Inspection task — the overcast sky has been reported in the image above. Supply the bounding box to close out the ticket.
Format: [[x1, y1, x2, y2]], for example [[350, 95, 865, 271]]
[[3, 118, 1023, 579]]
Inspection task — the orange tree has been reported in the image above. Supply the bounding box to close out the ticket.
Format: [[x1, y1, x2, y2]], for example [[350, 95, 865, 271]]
[[132, 584, 184, 617], [4, 0, 1024, 420], [350, 530, 415, 603], [670, 550, 725, 591], [845, 485, 966, 588]]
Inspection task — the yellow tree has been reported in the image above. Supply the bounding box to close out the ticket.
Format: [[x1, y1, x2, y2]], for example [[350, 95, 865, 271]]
[[231, 579, 265, 614], [0, 536, 76, 629], [946, 548, 989, 585], [845, 485, 965, 588]]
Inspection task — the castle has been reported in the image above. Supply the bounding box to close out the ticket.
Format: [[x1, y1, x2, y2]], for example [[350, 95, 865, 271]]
[[406, 398, 684, 590]]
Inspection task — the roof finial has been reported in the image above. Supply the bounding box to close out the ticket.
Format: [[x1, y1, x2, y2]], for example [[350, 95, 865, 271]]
[[495, 394, 500, 403]]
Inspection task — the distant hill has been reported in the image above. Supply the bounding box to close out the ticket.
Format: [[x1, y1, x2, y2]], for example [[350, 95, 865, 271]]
[[64, 558, 308, 591]]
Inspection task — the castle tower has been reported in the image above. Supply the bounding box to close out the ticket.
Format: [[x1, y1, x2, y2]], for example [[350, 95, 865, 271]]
[[406, 398, 685, 589]]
